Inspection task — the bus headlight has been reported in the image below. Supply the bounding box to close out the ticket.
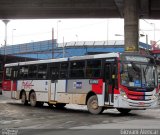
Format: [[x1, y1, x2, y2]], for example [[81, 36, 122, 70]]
[[120, 89, 127, 99], [154, 93, 159, 99], [151, 93, 159, 100]]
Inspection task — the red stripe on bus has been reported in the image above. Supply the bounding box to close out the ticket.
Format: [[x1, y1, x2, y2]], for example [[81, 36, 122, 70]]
[[120, 86, 144, 96], [2, 81, 11, 91], [128, 95, 144, 100], [114, 89, 120, 94], [92, 79, 103, 94], [12, 81, 17, 91], [128, 91, 144, 96], [2, 81, 17, 91]]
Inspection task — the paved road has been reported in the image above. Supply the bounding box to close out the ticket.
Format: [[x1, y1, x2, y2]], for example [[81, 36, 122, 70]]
[[0, 95, 160, 135]]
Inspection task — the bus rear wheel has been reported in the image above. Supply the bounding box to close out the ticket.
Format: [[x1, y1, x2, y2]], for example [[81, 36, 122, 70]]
[[117, 108, 131, 114], [87, 95, 104, 114], [30, 92, 37, 107], [21, 91, 28, 105], [37, 102, 44, 107]]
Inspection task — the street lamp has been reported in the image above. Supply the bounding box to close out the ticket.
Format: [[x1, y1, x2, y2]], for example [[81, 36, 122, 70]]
[[12, 29, 16, 45], [139, 34, 148, 44], [2, 19, 10, 64], [57, 20, 61, 45], [2, 20, 10, 46], [115, 34, 124, 37], [139, 34, 150, 52], [142, 20, 155, 41]]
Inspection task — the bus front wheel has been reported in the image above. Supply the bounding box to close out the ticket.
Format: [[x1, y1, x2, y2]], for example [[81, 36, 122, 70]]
[[117, 108, 131, 114], [21, 91, 28, 105], [30, 92, 37, 107], [87, 95, 104, 114], [55, 103, 66, 108]]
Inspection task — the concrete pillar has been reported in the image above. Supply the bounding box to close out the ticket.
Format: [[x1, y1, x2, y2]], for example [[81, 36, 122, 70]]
[[124, 0, 139, 52]]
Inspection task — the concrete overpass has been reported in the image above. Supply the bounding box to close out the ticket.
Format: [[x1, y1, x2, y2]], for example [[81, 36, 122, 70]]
[[0, 0, 160, 19], [1, 0, 160, 52]]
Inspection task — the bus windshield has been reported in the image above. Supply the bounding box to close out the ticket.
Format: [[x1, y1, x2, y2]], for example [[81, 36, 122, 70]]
[[120, 62, 157, 88]]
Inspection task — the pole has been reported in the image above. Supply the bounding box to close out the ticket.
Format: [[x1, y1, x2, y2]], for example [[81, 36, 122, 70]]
[[146, 35, 148, 44], [57, 20, 61, 47], [2, 20, 10, 46], [2, 20, 10, 64], [153, 23, 155, 41], [63, 36, 65, 58], [107, 19, 109, 45], [12, 29, 16, 45], [52, 28, 54, 59], [150, 23, 156, 41], [145, 34, 149, 52]]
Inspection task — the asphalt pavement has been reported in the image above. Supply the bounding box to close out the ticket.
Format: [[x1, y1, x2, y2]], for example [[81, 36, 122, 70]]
[[0, 95, 160, 135]]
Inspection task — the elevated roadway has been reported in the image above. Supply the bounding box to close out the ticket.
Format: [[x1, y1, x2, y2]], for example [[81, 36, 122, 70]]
[[0, 0, 160, 19], [1, 0, 160, 52]]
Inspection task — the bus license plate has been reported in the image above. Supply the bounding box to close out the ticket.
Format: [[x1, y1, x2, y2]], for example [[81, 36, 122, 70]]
[[138, 102, 145, 106]]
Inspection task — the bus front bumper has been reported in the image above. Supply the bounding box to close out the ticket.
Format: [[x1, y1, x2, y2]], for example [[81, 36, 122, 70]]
[[115, 96, 159, 109]]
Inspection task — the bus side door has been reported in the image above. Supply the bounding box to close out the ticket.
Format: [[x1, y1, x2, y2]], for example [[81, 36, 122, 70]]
[[104, 60, 116, 105], [3, 67, 18, 98], [49, 64, 59, 101], [11, 67, 18, 99]]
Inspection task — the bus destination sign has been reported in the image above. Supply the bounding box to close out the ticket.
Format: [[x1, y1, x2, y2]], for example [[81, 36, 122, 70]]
[[125, 56, 150, 62]]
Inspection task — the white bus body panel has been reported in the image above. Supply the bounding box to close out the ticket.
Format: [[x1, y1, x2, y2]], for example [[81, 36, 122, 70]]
[[17, 80, 50, 102], [50, 82, 56, 101], [2, 91, 11, 98], [2, 90, 17, 99]]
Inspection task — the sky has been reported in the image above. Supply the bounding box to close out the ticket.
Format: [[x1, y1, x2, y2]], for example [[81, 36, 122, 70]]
[[0, 18, 160, 46]]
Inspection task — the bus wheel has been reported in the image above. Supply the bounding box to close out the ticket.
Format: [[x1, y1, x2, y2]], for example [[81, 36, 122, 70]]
[[117, 108, 131, 114], [37, 102, 44, 107], [55, 103, 66, 108], [30, 92, 37, 107], [21, 91, 28, 105], [48, 103, 54, 107], [87, 95, 104, 114]]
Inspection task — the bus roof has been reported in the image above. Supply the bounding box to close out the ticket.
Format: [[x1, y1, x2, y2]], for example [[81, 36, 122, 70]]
[[5, 52, 120, 67]]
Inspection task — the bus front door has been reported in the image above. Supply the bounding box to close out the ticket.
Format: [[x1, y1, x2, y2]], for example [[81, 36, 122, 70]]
[[104, 62, 116, 106], [11, 81, 17, 99]]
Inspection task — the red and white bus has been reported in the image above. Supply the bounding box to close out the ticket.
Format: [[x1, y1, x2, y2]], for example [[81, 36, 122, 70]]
[[2, 52, 159, 114]]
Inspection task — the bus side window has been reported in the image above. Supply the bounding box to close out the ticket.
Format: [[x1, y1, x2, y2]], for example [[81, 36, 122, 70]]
[[70, 61, 85, 78], [19, 66, 29, 79], [50, 63, 59, 80], [38, 64, 47, 79], [12, 67, 19, 80], [28, 65, 38, 79], [86, 59, 102, 78], [59, 62, 68, 79], [5, 67, 12, 80], [112, 63, 118, 89], [104, 64, 110, 82]]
